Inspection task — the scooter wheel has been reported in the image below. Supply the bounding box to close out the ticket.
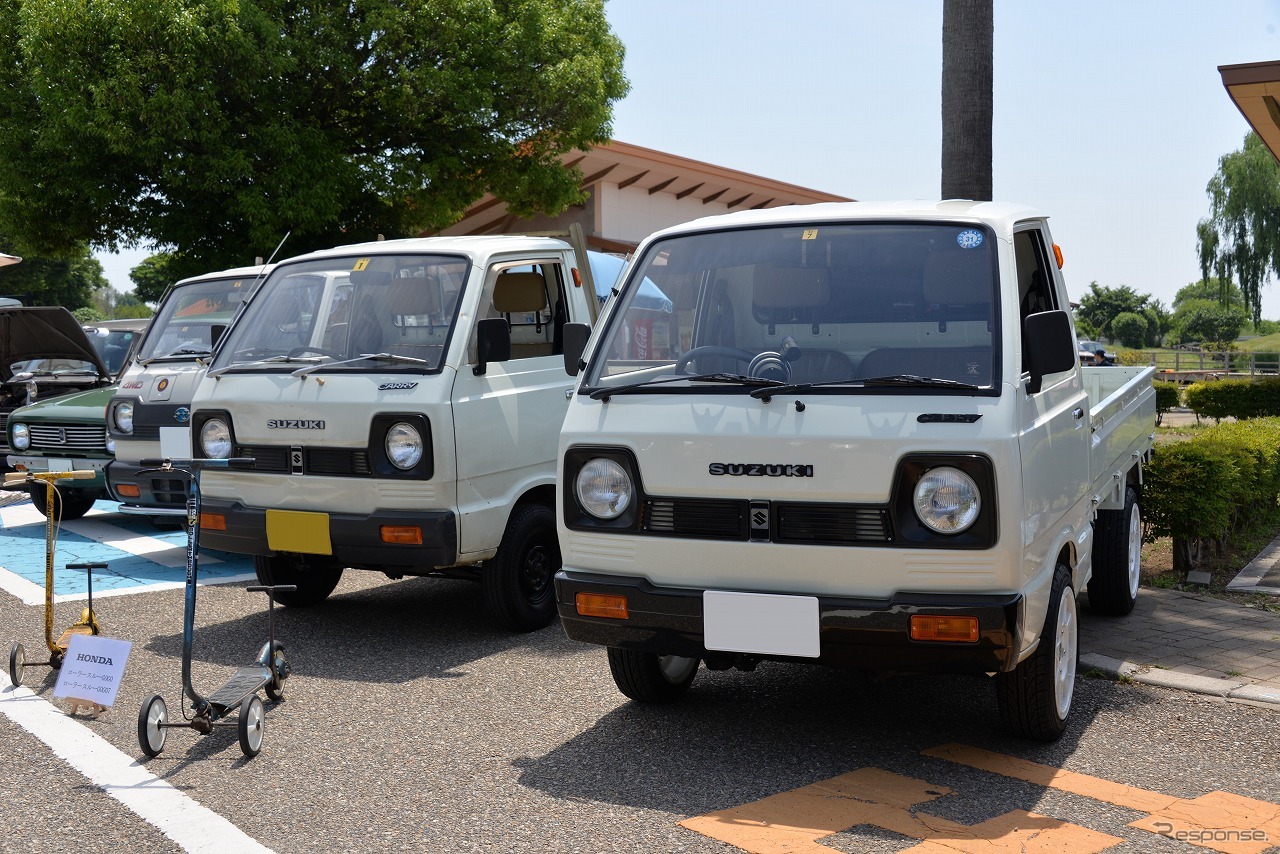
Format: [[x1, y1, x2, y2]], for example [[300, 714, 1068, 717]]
[[265, 642, 287, 703], [238, 695, 265, 758], [138, 694, 168, 757], [9, 642, 24, 687]]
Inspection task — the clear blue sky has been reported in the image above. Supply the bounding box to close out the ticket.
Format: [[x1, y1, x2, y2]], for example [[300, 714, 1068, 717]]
[[98, 0, 1280, 319]]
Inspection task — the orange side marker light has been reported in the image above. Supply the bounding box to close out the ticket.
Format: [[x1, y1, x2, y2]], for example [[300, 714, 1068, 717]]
[[910, 615, 979, 643], [576, 592, 629, 620]]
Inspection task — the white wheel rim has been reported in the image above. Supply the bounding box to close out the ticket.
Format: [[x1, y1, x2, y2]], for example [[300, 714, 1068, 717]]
[[244, 700, 264, 753], [658, 655, 697, 684], [1054, 587, 1078, 720], [146, 700, 167, 752], [1126, 504, 1142, 599]]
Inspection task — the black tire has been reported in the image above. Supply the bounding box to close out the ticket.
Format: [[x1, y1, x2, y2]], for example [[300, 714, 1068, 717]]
[[237, 695, 265, 758], [482, 504, 560, 632], [996, 564, 1078, 741], [9, 642, 24, 687], [1087, 486, 1141, 616], [253, 554, 342, 607], [607, 647, 699, 703], [138, 694, 168, 757], [264, 641, 288, 702], [28, 484, 97, 521]]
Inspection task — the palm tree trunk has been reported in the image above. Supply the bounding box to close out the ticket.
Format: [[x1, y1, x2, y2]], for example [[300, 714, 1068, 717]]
[[941, 0, 994, 201]]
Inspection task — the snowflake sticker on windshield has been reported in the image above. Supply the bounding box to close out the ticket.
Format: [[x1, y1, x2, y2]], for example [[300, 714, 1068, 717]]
[[956, 229, 984, 249]]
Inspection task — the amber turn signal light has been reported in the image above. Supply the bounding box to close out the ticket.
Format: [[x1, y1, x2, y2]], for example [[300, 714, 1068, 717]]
[[576, 592, 628, 620], [115, 483, 141, 498], [910, 615, 979, 643], [199, 513, 227, 531], [380, 525, 423, 545]]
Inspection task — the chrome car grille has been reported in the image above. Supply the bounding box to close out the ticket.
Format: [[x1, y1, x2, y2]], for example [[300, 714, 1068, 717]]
[[28, 423, 109, 452]]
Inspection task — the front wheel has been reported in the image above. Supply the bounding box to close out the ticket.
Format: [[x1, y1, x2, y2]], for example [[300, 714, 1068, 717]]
[[237, 695, 265, 758], [607, 648, 699, 703], [137, 694, 168, 757], [253, 554, 342, 607], [9, 642, 24, 687], [28, 484, 97, 521], [996, 564, 1077, 741], [1087, 487, 1141, 616], [483, 505, 560, 632], [264, 642, 288, 702]]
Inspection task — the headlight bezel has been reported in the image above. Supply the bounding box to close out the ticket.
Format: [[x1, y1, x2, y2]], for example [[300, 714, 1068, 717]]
[[110, 399, 135, 435], [890, 454, 996, 548], [563, 447, 644, 531], [368, 414, 433, 479]]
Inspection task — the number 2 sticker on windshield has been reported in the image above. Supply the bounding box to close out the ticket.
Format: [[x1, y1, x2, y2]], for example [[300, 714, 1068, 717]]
[[956, 230, 984, 249]]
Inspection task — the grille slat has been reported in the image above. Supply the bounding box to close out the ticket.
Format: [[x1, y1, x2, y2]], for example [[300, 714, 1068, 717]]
[[28, 423, 108, 452]]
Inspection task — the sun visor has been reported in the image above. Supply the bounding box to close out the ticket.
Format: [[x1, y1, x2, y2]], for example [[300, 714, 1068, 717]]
[[0, 306, 109, 381]]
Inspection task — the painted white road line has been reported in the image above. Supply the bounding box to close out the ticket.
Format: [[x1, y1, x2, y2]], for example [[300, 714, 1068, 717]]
[[1, 685, 272, 853], [0, 568, 48, 606]]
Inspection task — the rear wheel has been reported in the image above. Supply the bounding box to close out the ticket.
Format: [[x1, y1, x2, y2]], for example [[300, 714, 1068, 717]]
[[1087, 486, 1141, 616], [253, 554, 342, 607], [237, 695, 265, 757], [607, 648, 699, 703], [9, 642, 24, 687], [137, 694, 168, 757], [483, 505, 560, 632], [28, 484, 97, 521], [996, 564, 1077, 741]]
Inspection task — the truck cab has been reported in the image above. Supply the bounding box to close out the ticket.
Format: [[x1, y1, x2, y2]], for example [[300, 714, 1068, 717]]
[[555, 201, 1155, 739], [190, 235, 597, 630]]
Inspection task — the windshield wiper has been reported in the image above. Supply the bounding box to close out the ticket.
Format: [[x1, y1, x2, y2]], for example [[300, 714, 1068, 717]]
[[588, 372, 784, 401], [207, 354, 323, 378], [291, 352, 432, 377], [859, 374, 980, 390], [138, 348, 212, 366], [749, 378, 859, 399]]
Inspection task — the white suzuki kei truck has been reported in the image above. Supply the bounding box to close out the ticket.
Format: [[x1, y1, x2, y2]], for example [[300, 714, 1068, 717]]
[[188, 235, 599, 631], [107, 264, 270, 516], [555, 201, 1156, 740]]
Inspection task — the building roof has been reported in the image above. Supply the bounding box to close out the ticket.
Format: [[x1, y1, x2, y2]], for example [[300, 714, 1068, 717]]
[[1220, 60, 1280, 163]]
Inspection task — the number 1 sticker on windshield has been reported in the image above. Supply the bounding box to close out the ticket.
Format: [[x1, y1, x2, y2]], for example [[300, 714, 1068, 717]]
[[353, 258, 370, 271]]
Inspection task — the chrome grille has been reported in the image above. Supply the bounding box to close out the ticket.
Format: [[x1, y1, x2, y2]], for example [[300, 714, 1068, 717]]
[[29, 423, 108, 452]]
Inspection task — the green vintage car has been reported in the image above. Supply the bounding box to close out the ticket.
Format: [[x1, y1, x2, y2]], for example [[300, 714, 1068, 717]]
[[6, 318, 150, 518]]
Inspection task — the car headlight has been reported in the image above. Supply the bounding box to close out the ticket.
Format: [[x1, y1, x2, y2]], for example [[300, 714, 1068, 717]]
[[913, 466, 981, 534], [11, 423, 29, 451], [575, 457, 633, 520], [199, 418, 232, 459], [384, 422, 423, 470], [112, 401, 134, 434]]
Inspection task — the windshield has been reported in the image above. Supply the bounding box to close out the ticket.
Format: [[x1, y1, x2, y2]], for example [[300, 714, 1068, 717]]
[[210, 253, 468, 373], [138, 275, 256, 362], [584, 221, 1000, 394], [85, 327, 141, 377]]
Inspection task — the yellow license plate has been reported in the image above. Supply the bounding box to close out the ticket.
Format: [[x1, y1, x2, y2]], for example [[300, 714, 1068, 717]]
[[265, 510, 332, 555]]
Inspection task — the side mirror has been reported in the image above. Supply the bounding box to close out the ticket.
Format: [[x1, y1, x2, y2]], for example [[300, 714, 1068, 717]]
[[562, 322, 590, 376], [1024, 310, 1077, 394], [473, 318, 511, 376]]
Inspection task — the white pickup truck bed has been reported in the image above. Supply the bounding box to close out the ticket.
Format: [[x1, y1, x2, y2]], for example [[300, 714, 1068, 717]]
[[1083, 365, 1157, 508]]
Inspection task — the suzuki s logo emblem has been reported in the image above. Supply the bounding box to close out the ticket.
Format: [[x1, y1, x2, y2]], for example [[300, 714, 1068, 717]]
[[752, 508, 768, 527], [290, 447, 304, 474], [173, 407, 191, 423], [54, 427, 66, 444]]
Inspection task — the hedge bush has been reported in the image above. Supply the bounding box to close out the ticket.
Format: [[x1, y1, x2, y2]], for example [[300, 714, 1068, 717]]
[[1144, 417, 1280, 545], [1153, 380, 1180, 422], [1183, 376, 1280, 420]]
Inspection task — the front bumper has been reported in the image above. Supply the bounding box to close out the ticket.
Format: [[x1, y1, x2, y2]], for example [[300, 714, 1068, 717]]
[[197, 497, 458, 571], [5, 455, 109, 490], [555, 570, 1023, 674], [105, 460, 190, 514]]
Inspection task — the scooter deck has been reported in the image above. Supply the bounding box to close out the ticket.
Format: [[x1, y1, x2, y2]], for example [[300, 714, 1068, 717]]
[[55, 624, 95, 651], [206, 665, 271, 711]]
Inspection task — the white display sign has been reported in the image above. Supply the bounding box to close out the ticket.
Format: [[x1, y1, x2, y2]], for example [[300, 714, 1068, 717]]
[[53, 634, 133, 708]]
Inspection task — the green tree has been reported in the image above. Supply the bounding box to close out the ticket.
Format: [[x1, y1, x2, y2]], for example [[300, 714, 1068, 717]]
[[1076, 282, 1150, 342], [1174, 276, 1245, 309], [1174, 299, 1248, 345], [0, 0, 628, 282], [1111, 311, 1147, 349], [941, 0, 993, 201], [1198, 132, 1280, 325], [0, 235, 108, 308], [129, 254, 183, 305]]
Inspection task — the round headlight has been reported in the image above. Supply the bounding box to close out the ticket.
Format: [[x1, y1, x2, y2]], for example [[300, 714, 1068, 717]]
[[385, 422, 423, 470], [11, 423, 29, 451], [913, 466, 981, 534], [575, 457, 633, 520], [199, 418, 232, 459], [112, 401, 134, 434]]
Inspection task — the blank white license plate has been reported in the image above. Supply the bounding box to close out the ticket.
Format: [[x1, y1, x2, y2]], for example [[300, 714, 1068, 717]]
[[703, 591, 820, 658], [48, 458, 73, 472]]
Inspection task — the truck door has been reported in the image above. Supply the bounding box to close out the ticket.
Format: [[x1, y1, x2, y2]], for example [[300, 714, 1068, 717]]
[[450, 257, 575, 555], [1014, 226, 1089, 565]]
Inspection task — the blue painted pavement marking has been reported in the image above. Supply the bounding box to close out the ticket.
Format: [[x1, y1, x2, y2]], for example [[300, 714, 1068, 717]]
[[0, 499, 254, 602]]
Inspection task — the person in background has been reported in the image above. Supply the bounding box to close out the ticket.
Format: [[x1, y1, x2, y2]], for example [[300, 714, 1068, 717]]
[[1095, 347, 1116, 366]]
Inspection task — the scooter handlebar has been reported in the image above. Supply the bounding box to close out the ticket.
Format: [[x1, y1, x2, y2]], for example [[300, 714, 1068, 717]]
[[3, 468, 97, 486]]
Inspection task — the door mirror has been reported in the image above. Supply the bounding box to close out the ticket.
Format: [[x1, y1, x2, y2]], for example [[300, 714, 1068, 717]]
[[562, 322, 590, 376], [473, 318, 511, 376], [1024, 310, 1077, 393]]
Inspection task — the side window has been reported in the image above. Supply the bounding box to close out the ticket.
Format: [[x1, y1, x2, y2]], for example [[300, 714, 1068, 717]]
[[477, 261, 568, 361], [1013, 229, 1065, 378]]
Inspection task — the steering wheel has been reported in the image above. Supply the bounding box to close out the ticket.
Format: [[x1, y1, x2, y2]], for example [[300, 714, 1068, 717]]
[[675, 346, 755, 375], [287, 346, 343, 359]]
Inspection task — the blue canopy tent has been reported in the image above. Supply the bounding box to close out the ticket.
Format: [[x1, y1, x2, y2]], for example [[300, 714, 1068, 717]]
[[587, 251, 672, 313]]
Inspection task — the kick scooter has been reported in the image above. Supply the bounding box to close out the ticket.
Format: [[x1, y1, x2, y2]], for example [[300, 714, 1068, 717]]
[[134, 457, 296, 758], [6, 468, 108, 687]]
